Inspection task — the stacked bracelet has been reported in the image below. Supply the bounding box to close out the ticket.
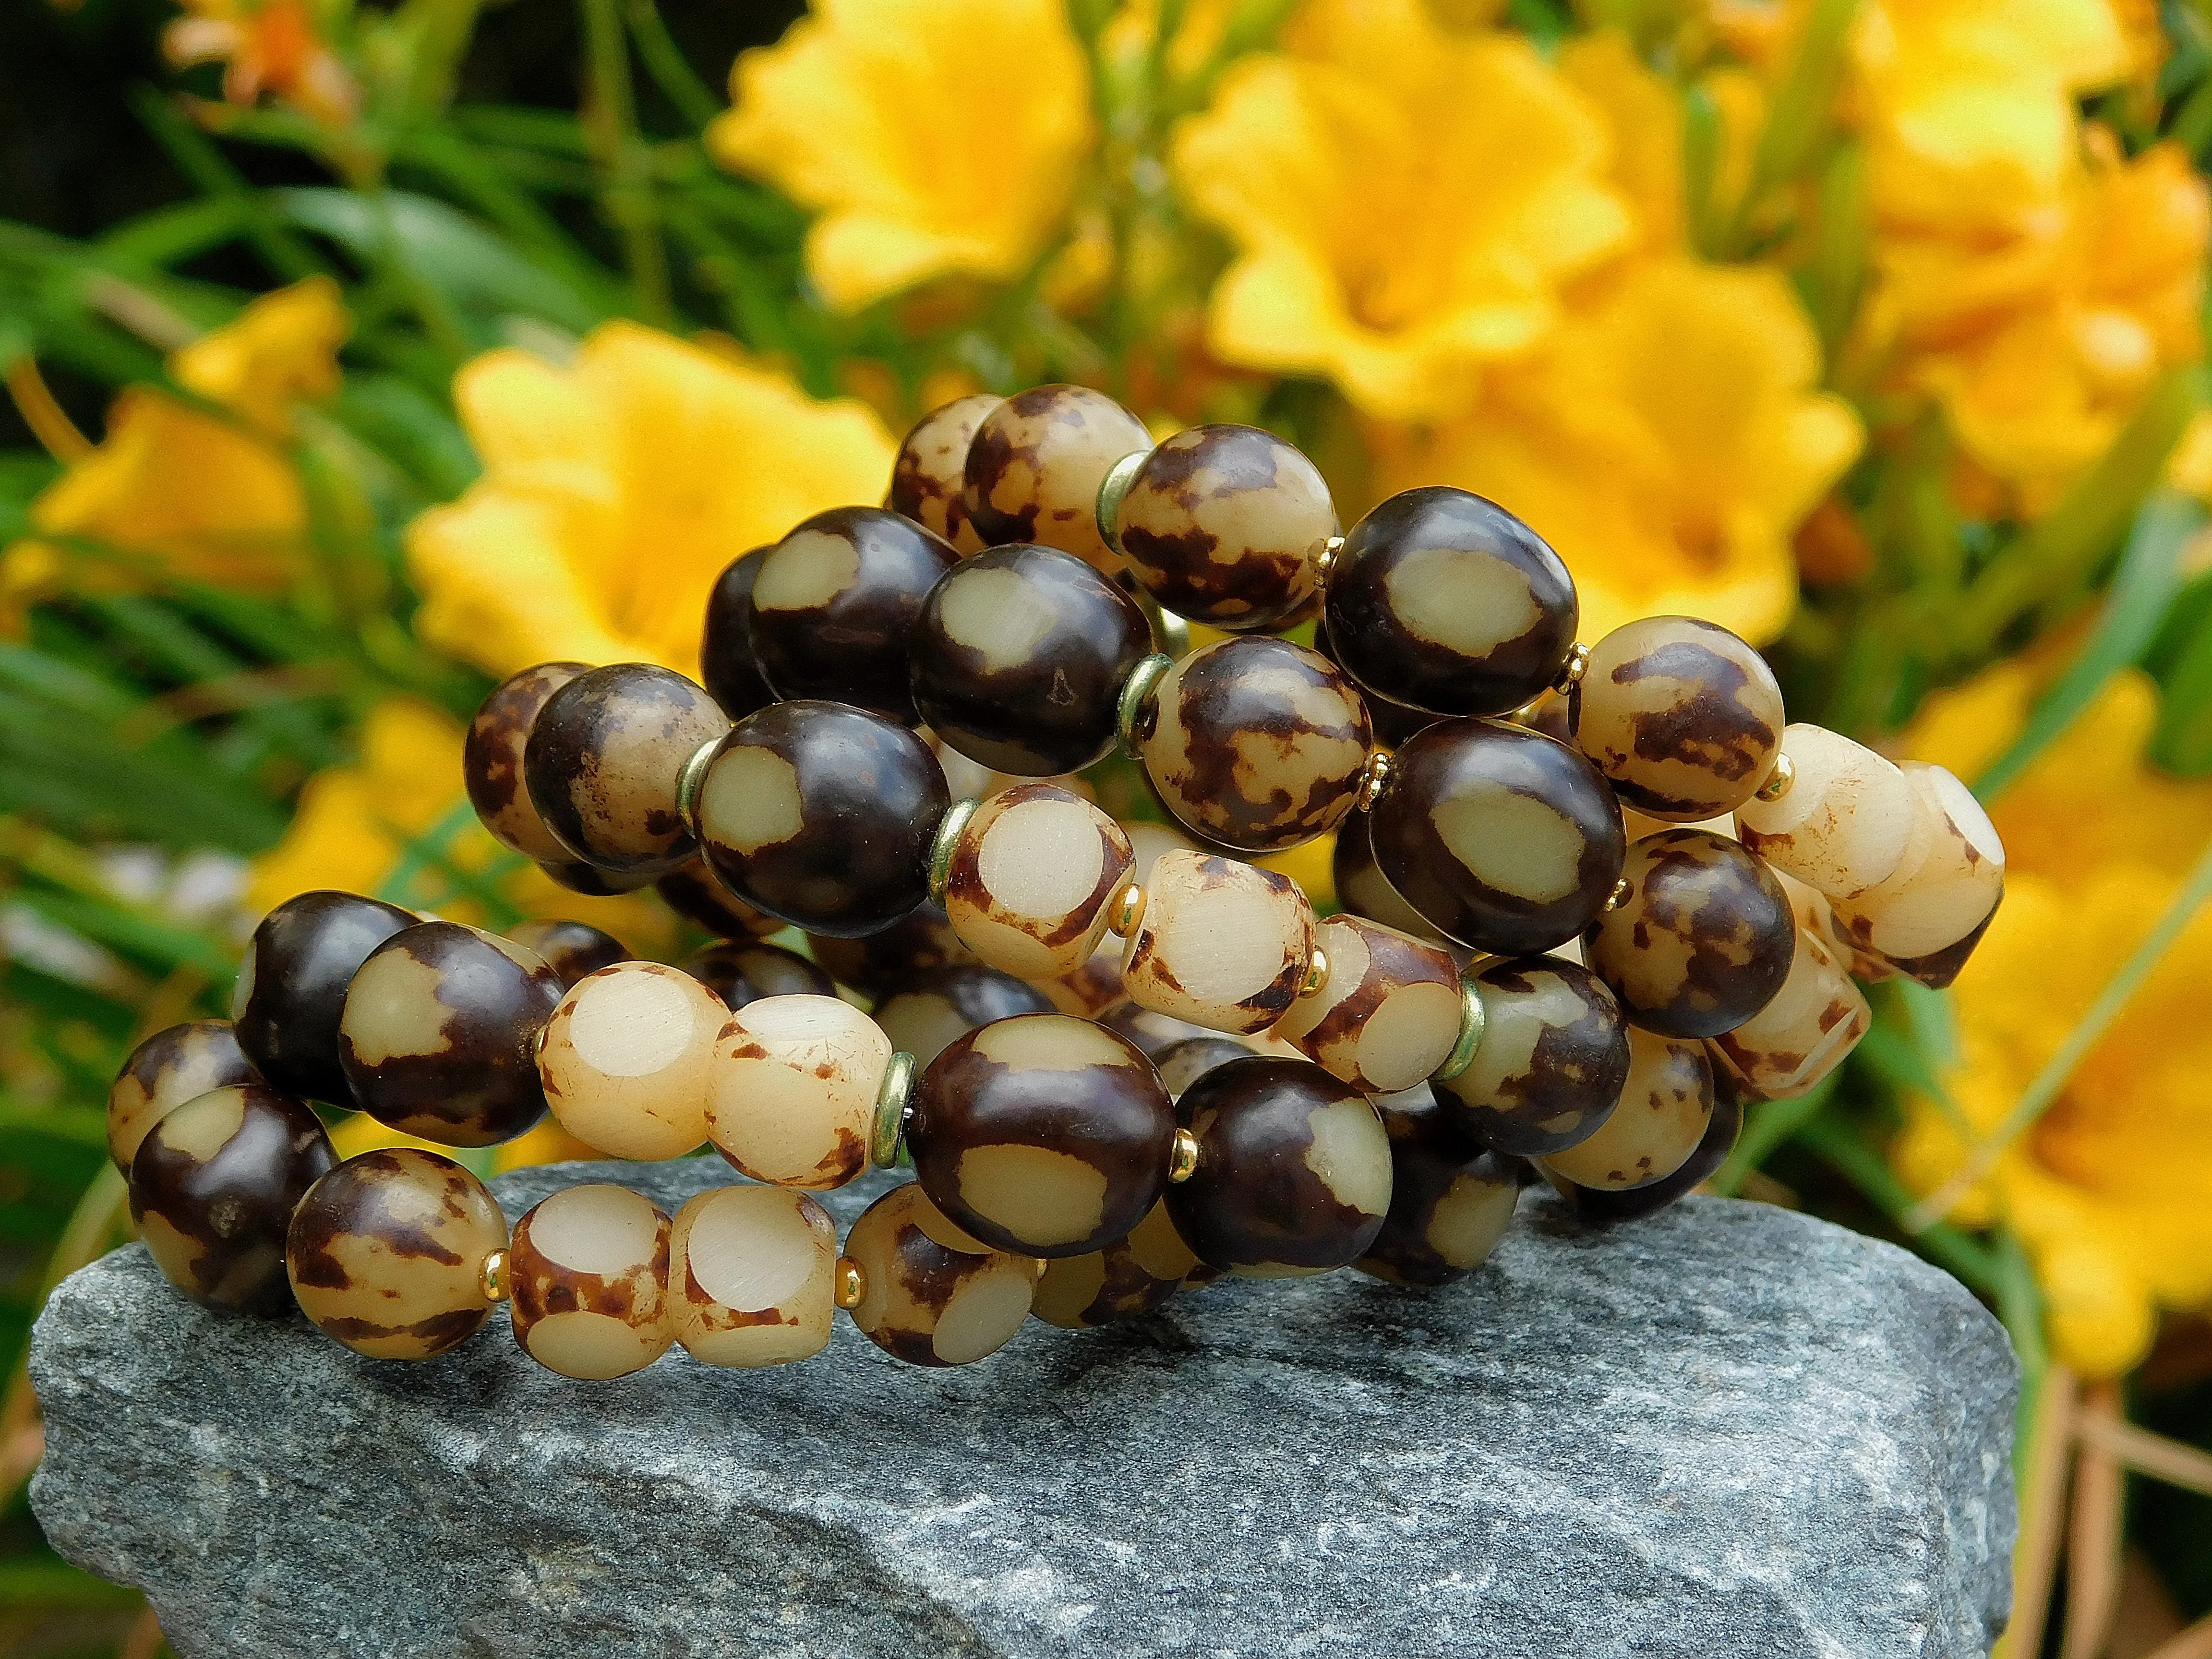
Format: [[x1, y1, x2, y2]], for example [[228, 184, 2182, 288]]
[[107, 382, 2008, 1382]]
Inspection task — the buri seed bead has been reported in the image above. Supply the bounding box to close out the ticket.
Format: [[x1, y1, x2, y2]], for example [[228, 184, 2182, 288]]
[[130, 1083, 336, 1314], [1355, 1086, 1519, 1289], [1571, 617, 1785, 821], [872, 963, 1055, 1070], [1331, 815, 1447, 942], [747, 505, 957, 723], [538, 962, 725, 1160], [1118, 849, 1316, 1036], [504, 918, 631, 990], [805, 901, 974, 995], [1538, 1030, 1713, 1190], [1323, 487, 1578, 716], [1825, 761, 2004, 989], [1273, 914, 1464, 1095], [232, 890, 416, 1105], [1554, 1080, 1743, 1225], [1433, 956, 1632, 1156], [1110, 423, 1334, 631], [681, 939, 836, 1011], [963, 384, 1152, 576], [667, 1184, 839, 1368], [1133, 636, 1373, 853], [695, 700, 950, 938], [1031, 1199, 1198, 1330], [910, 542, 1154, 775], [338, 922, 564, 1147], [286, 1149, 507, 1360], [1150, 1034, 1256, 1100], [523, 663, 729, 878], [536, 857, 657, 898], [1733, 724, 1918, 900], [843, 1182, 1036, 1367], [1582, 830, 1796, 1039], [940, 783, 1134, 980], [907, 1013, 1177, 1258], [654, 859, 782, 943], [699, 546, 777, 720], [508, 1185, 676, 1381], [891, 395, 1000, 554], [706, 993, 890, 1189], [465, 662, 589, 862], [107, 1019, 257, 1174], [1707, 923, 1871, 1102]]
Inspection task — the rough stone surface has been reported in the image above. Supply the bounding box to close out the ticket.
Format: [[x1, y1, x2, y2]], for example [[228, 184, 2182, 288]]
[[33, 1159, 2017, 1658]]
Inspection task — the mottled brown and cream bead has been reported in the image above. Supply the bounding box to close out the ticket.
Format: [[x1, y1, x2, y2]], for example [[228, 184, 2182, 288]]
[[1030, 1199, 1197, 1329], [1035, 935, 1127, 1016], [1272, 914, 1463, 1094], [1167, 1056, 1391, 1275], [667, 1184, 838, 1367], [843, 1182, 1036, 1367], [1119, 849, 1315, 1036], [130, 1083, 336, 1314], [1134, 637, 1373, 852], [1572, 617, 1785, 821], [1111, 424, 1333, 631], [963, 384, 1152, 576], [1330, 816, 1448, 942], [1733, 724, 1918, 900], [654, 858, 782, 942], [1825, 761, 2004, 988], [705, 993, 891, 1189], [807, 902, 974, 995], [908, 1013, 1176, 1258], [523, 664, 730, 878], [507, 1185, 675, 1380], [233, 890, 417, 1105], [108, 1019, 258, 1174], [537, 962, 724, 1161], [1150, 1034, 1256, 1099], [503, 918, 631, 990], [873, 964, 1055, 1069], [1553, 1079, 1743, 1224], [1434, 956, 1632, 1156], [890, 394, 1000, 554], [1354, 1085, 1518, 1288], [1538, 1030, 1713, 1190], [338, 922, 564, 1147], [1582, 830, 1797, 1039], [941, 784, 1134, 980], [465, 662, 589, 862], [681, 939, 837, 1011], [1708, 924, 1871, 1101], [287, 1149, 508, 1360]]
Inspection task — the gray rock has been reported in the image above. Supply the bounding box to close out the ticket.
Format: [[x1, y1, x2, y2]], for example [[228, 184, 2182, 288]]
[[32, 1159, 2016, 1658]]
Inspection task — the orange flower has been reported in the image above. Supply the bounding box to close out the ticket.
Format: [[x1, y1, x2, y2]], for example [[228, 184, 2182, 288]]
[[165, 0, 361, 126]]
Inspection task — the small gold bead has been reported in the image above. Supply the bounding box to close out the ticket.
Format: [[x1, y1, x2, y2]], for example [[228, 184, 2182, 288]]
[[1300, 947, 1330, 998], [1029, 1257, 1049, 1282], [1313, 533, 1346, 587], [1112, 882, 1148, 938], [480, 1247, 509, 1305], [833, 1256, 866, 1310], [869, 1050, 917, 1169], [1754, 751, 1796, 803], [1603, 877, 1632, 913], [1095, 447, 1153, 554], [1355, 748, 1395, 813], [1167, 1127, 1200, 1183], [1553, 643, 1591, 694]]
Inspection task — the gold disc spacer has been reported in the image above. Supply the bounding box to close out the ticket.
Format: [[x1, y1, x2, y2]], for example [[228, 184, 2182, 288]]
[[1111, 882, 1148, 938], [1429, 969, 1489, 1084], [674, 733, 726, 838], [1603, 877, 1632, 913], [1754, 751, 1796, 803], [1355, 749, 1395, 813], [926, 798, 981, 904], [1094, 447, 1153, 553], [832, 1257, 867, 1310], [870, 1050, 917, 1169], [1300, 947, 1330, 998], [1167, 1127, 1201, 1183], [1116, 653, 1176, 759], [480, 1248, 510, 1305], [1552, 644, 1591, 694]]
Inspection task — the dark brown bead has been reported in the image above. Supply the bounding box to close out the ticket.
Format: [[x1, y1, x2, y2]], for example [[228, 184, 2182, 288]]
[[1150, 1034, 1256, 1100], [1330, 815, 1448, 941], [1355, 1085, 1519, 1288], [337, 922, 564, 1146], [108, 1019, 258, 1175], [1324, 487, 1577, 716], [1434, 955, 1632, 1155], [889, 395, 999, 553], [842, 1182, 1034, 1366], [1553, 1073, 1744, 1223], [1571, 617, 1784, 820], [747, 505, 956, 723], [700, 546, 777, 720], [694, 700, 949, 938], [1030, 1199, 1197, 1329], [1583, 830, 1796, 1038], [523, 664, 729, 878], [1313, 617, 1440, 747], [1099, 999, 1220, 1058], [1166, 1056, 1391, 1275], [963, 384, 1151, 576], [233, 890, 416, 1105], [1369, 717, 1625, 954], [653, 858, 781, 941], [911, 542, 1154, 775], [805, 901, 974, 995], [681, 939, 837, 1010], [504, 918, 631, 990], [131, 1083, 336, 1314], [536, 858, 657, 897], [872, 964, 1055, 1069], [465, 662, 589, 862]]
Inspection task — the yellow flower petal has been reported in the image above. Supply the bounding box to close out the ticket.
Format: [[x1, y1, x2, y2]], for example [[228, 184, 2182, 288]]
[[172, 275, 349, 436]]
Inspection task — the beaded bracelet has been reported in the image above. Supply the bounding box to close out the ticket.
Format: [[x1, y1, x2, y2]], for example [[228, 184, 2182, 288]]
[[106, 383, 2007, 1381]]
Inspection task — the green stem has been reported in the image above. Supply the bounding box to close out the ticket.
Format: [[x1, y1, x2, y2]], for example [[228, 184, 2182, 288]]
[[1707, 1075, 1838, 1196], [627, 0, 723, 130], [580, 0, 673, 324], [1794, 1115, 1999, 1293], [1991, 1227, 2048, 1469]]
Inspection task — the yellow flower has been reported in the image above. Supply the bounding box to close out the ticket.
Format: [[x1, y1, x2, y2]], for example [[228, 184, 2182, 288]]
[[404, 323, 895, 679], [708, 0, 1093, 313], [165, 0, 361, 127], [171, 276, 349, 437], [1371, 258, 1862, 645], [1171, 0, 1633, 420]]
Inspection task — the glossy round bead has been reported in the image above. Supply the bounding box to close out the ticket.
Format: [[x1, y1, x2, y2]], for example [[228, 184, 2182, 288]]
[[1707, 923, 1871, 1101], [1031, 1200, 1198, 1329], [503, 918, 631, 990], [536, 857, 657, 897], [232, 890, 417, 1105], [805, 902, 974, 995], [1733, 724, 1918, 900], [941, 784, 1135, 979], [747, 506, 957, 722], [1150, 1034, 1256, 1100], [1826, 762, 2005, 988], [908, 1013, 1176, 1258], [911, 543, 1154, 775], [1166, 1057, 1390, 1275], [963, 384, 1151, 576], [1134, 637, 1373, 852], [695, 700, 949, 938], [1273, 914, 1464, 1094], [1111, 424, 1333, 630], [1331, 817, 1447, 942], [872, 964, 1054, 1069], [700, 546, 777, 720], [681, 940, 837, 1010], [465, 662, 588, 861], [523, 664, 730, 878], [668, 1184, 839, 1367], [1571, 618, 1785, 821], [287, 1149, 507, 1360], [508, 1185, 675, 1380], [1354, 1086, 1519, 1288], [706, 993, 890, 1188], [337, 922, 563, 1146], [1369, 717, 1626, 954], [130, 1083, 336, 1314], [108, 1019, 257, 1174], [1323, 487, 1577, 716], [1554, 1079, 1743, 1224], [843, 1182, 1036, 1366], [1100, 1000, 1223, 1058], [1119, 849, 1316, 1036], [1539, 1030, 1713, 1190], [890, 394, 1000, 554], [1583, 830, 1796, 1038], [1434, 956, 1631, 1155], [538, 962, 724, 1160]]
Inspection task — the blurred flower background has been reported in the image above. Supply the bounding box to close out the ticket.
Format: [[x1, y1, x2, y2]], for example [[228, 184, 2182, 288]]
[[1, 0, 2210, 1648]]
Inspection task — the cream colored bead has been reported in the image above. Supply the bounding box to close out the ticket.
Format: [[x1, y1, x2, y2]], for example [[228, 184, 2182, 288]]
[[537, 963, 723, 1160], [1539, 1030, 1712, 1190], [507, 1185, 675, 1381], [1773, 866, 1892, 982], [1708, 924, 1873, 1100], [1734, 724, 1919, 900], [1825, 761, 2004, 987], [844, 1182, 1036, 1366], [941, 784, 1135, 979], [1119, 849, 1315, 1036], [706, 994, 891, 1189], [1272, 914, 1463, 1094], [667, 1184, 838, 1368]]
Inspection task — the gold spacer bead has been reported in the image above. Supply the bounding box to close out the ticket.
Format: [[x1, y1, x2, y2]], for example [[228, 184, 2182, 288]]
[[1300, 946, 1330, 998], [869, 1050, 917, 1169], [480, 1247, 510, 1305], [1603, 877, 1632, 913], [674, 733, 726, 838], [926, 798, 981, 904], [1094, 447, 1153, 554], [1754, 751, 1796, 803], [1029, 1256, 1049, 1282], [1116, 653, 1176, 759], [1429, 969, 1489, 1084], [1167, 1127, 1200, 1183], [1355, 748, 1395, 813], [1552, 643, 1591, 694], [1313, 533, 1347, 588], [1111, 882, 1148, 938], [832, 1256, 867, 1310]]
